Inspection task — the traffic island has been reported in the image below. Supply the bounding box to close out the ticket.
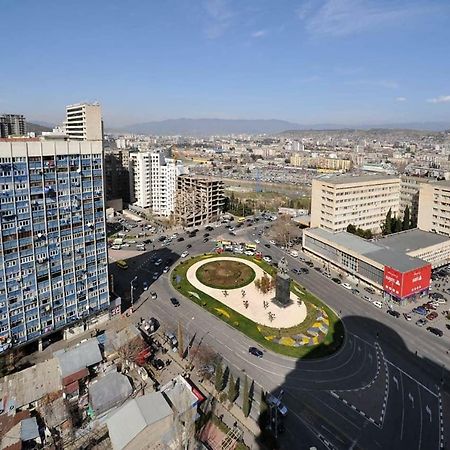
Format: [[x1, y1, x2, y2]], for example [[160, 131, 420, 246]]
[[171, 254, 344, 358]]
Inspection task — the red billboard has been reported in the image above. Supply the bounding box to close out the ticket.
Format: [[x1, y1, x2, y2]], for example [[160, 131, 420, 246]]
[[383, 264, 431, 298]]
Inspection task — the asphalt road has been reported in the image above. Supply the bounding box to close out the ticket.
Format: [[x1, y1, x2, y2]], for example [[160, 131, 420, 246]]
[[108, 221, 450, 450]]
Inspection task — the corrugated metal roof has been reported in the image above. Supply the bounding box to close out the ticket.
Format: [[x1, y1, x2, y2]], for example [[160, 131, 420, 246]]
[[20, 417, 39, 441], [89, 372, 132, 415]]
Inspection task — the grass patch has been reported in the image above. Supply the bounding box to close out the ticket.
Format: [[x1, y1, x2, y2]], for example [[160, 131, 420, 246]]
[[172, 254, 343, 359], [197, 260, 255, 289]]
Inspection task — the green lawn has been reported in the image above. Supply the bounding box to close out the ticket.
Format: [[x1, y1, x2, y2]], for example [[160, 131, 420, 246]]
[[196, 260, 256, 290], [171, 253, 344, 359]]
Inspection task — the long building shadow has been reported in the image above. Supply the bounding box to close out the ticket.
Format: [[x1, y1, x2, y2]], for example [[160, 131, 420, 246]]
[[255, 315, 450, 450]]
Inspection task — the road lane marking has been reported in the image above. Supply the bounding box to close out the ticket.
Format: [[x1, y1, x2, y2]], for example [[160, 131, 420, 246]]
[[393, 375, 399, 390], [400, 371, 405, 440], [426, 404, 432, 422], [418, 387, 423, 450], [409, 392, 415, 408]]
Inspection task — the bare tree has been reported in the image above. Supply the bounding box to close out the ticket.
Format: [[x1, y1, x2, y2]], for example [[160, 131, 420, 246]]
[[269, 215, 302, 248]]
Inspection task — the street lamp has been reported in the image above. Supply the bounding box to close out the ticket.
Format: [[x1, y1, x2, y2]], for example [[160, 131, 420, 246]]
[[130, 276, 138, 307], [186, 316, 195, 364]]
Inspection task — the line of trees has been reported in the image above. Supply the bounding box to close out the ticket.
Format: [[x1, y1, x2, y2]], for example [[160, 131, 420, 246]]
[[223, 192, 254, 216], [346, 224, 373, 239], [382, 205, 414, 235]]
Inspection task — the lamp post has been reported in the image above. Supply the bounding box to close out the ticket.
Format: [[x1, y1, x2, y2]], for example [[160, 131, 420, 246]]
[[186, 316, 195, 366], [130, 276, 138, 307]]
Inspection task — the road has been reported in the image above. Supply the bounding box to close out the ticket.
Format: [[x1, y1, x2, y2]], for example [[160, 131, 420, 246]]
[[109, 220, 450, 449]]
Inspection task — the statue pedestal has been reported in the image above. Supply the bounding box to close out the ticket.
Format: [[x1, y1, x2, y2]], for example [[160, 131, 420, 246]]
[[273, 273, 292, 308]]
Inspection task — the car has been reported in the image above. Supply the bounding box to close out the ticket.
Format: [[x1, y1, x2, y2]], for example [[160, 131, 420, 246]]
[[163, 266, 170, 273], [301, 267, 309, 274], [430, 292, 444, 299], [416, 318, 428, 327], [205, 226, 214, 231], [121, 243, 130, 247], [136, 245, 146, 251], [165, 331, 178, 348], [143, 281, 149, 291], [373, 301, 383, 309], [264, 243, 271, 248], [150, 291, 157, 300], [269, 240, 276, 245], [248, 346, 263, 358], [413, 306, 427, 315], [292, 268, 301, 274], [341, 283, 352, 290], [387, 309, 400, 318], [424, 303, 437, 311], [181, 251, 189, 258], [436, 297, 447, 304], [426, 311, 439, 320], [152, 272, 159, 280], [127, 240, 136, 244], [314, 267, 322, 273], [154, 258, 163, 266], [170, 297, 180, 307], [203, 238, 209, 243], [403, 313, 412, 321], [143, 239, 152, 244], [204, 233, 210, 238], [186, 244, 192, 249], [151, 358, 165, 370], [332, 277, 341, 284], [263, 256, 272, 263], [305, 261, 314, 267], [364, 287, 376, 294], [177, 237, 185, 242], [111, 244, 121, 250], [254, 239, 260, 244], [244, 250, 255, 256], [362, 295, 372, 302], [266, 393, 288, 416], [351, 288, 360, 295], [427, 326, 443, 337]]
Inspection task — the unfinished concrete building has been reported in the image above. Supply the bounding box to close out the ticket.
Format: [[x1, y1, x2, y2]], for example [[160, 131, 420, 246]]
[[175, 175, 224, 227]]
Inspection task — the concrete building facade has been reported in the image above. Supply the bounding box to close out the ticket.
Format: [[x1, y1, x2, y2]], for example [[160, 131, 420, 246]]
[[129, 151, 186, 217], [310, 175, 400, 233], [0, 114, 26, 138], [0, 139, 110, 351], [104, 148, 130, 204], [290, 155, 352, 172], [399, 176, 431, 227], [64, 103, 102, 141], [175, 175, 224, 227], [418, 181, 450, 237]]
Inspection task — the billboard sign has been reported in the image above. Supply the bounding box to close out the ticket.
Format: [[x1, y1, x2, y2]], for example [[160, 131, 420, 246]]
[[383, 264, 431, 298]]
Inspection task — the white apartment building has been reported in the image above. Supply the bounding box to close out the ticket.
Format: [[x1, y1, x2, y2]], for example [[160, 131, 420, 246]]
[[64, 103, 103, 141], [129, 152, 186, 216], [310, 175, 400, 233], [399, 176, 432, 227], [418, 181, 450, 236]]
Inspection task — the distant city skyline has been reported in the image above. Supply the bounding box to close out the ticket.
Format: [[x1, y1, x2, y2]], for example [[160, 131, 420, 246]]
[[1, 0, 450, 127]]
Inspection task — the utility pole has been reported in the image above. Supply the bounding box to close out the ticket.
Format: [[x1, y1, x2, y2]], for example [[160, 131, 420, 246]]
[[130, 275, 138, 307]]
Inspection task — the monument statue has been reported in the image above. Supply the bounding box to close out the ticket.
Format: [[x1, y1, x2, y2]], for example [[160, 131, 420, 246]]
[[274, 257, 291, 307]]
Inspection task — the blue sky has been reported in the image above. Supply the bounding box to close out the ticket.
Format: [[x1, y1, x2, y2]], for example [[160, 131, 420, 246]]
[[1, 0, 450, 127]]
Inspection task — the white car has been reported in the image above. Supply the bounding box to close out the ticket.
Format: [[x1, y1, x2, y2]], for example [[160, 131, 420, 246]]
[[181, 251, 189, 258], [254, 239, 260, 244], [269, 240, 276, 245], [263, 256, 272, 263], [341, 283, 352, 290], [127, 240, 136, 244], [111, 245, 121, 250], [362, 295, 372, 302], [372, 301, 383, 309], [244, 250, 255, 256]]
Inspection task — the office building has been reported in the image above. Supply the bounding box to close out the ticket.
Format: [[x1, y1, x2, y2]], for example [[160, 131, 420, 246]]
[[418, 180, 450, 236], [175, 175, 224, 227], [129, 152, 186, 217], [0, 114, 26, 138], [310, 175, 400, 233], [64, 103, 102, 141], [0, 139, 110, 351], [303, 228, 450, 304]]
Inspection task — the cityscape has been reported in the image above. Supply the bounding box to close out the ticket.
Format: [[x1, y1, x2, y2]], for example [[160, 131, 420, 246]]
[[1, 1, 450, 450]]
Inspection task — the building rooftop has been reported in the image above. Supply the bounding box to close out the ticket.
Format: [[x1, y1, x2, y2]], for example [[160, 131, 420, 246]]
[[106, 392, 173, 450], [376, 229, 450, 253], [54, 338, 102, 378], [365, 248, 426, 272], [89, 371, 132, 415], [0, 358, 61, 410], [316, 174, 398, 185]]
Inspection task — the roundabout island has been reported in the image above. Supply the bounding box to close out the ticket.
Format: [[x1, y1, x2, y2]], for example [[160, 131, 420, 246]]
[[171, 253, 343, 358]]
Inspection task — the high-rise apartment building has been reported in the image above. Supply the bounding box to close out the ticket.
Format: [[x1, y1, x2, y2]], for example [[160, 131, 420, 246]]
[[64, 103, 103, 141], [129, 152, 186, 216], [104, 148, 131, 204], [0, 139, 109, 350], [399, 176, 432, 227], [0, 114, 26, 138], [310, 175, 400, 233], [417, 181, 450, 236], [175, 175, 224, 227]]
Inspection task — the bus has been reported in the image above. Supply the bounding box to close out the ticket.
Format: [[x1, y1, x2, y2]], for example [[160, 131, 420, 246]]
[[116, 260, 128, 270], [245, 243, 257, 251], [237, 217, 246, 223]]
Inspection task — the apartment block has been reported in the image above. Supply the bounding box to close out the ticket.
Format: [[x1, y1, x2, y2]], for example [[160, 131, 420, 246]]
[[399, 176, 432, 227], [175, 175, 224, 227], [104, 148, 131, 203], [0, 114, 26, 138], [310, 175, 400, 233], [290, 154, 352, 172], [0, 139, 110, 350], [64, 103, 103, 141], [129, 152, 186, 216], [418, 181, 450, 236]]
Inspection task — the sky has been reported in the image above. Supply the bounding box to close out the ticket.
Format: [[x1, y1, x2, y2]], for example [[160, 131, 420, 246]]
[[1, 0, 450, 127]]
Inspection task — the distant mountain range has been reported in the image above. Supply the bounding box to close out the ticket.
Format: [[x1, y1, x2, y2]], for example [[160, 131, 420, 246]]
[[26, 122, 52, 134], [111, 118, 450, 136]]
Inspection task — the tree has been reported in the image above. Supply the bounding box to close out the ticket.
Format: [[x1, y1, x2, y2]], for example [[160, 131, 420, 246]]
[[346, 224, 356, 234], [254, 274, 275, 294], [242, 374, 250, 417], [383, 208, 392, 235], [214, 361, 224, 392], [270, 215, 302, 248], [393, 215, 402, 233], [227, 373, 237, 403], [402, 205, 411, 231]]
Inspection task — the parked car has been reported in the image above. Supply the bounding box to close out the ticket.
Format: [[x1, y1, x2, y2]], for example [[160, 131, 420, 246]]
[[364, 287, 376, 294], [305, 261, 314, 268], [301, 268, 309, 274], [143, 281, 149, 291], [362, 295, 372, 302], [416, 318, 428, 327], [427, 327, 443, 337], [266, 393, 288, 417], [155, 258, 163, 266], [426, 311, 438, 320], [341, 283, 352, 290], [292, 268, 301, 274], [165, 331, 178, 348], [264, 243, 271, 248], [332, 277, 341, 284], [263, 256, 272, 263], [351, 288, 360, 295], [177, 237, 185, 242], [151, 358, 165, 370], [413, 306, 427, 315], [181, 251, 189, 258], [186, 244, 192, 249], [387, 309, 400, 318], [403, 313, 412, 321], [150, 291, 157, 300], [170, 297, 180, 307], [163, 266, 170, 273], [249, 346, 264, 358], [372, 301, 383, 309]]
